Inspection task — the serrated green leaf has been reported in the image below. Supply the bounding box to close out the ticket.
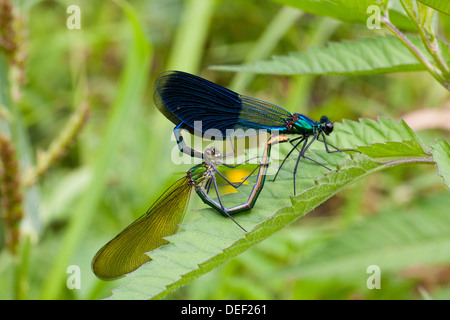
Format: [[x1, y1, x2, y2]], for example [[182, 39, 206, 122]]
[[212, 36, 431, 76], [328, 117, 428, 157], [272, 0, 415, 29], [357, 141, 427, 158], [430, 139, 450, 188], [105, 118, 434, 300], [418, 0, 450, 16]]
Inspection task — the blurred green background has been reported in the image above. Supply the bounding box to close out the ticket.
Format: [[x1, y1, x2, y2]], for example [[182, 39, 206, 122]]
[[0, 0, 449, 299]]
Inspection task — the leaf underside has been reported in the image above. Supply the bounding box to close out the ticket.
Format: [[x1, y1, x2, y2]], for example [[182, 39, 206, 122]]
[[211, 36, 432, 76], [429, 139, 450, 188]]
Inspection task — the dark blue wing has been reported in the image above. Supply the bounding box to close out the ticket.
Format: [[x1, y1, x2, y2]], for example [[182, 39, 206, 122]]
[[153, 70, 292, 136]]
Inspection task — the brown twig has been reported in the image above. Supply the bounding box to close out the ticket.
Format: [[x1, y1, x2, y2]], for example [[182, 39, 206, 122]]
[[380, 8, 450, 91]]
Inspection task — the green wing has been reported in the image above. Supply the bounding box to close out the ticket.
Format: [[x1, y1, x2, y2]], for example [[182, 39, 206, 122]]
[[92, 176, 192, 280]]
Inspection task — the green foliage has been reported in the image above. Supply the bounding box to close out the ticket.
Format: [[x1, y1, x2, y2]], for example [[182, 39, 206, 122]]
[[271, 0, 371, 24], [271, 0, 415, 30], [272, 0, 382, 24], [329, 118, 428, 156], [430, 139, 450, 187], [213, 36, 432, 75], [216, 0, 450, 90], [418, 0, 450, 15], [39, 0, 152, 299], [108, 118, 440, 299], [0, 0, 448, 300], [281, 192, 450, 281]]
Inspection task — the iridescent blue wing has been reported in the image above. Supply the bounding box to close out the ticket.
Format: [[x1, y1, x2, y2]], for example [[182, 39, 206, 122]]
[[153, 70, 292, 136]]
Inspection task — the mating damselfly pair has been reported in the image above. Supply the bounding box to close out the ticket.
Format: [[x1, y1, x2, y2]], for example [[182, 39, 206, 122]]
[[92, 71, 356, 280]]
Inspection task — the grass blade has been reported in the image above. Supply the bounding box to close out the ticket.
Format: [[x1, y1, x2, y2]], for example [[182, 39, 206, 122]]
[[39, 0, 152, 299]]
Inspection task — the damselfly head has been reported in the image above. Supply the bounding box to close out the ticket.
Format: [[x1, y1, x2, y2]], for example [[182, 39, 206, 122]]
[[204, 147, 221, 163]]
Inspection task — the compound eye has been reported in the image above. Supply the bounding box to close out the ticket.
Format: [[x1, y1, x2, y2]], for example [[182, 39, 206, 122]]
[[204, 147, 214, 158], [324, 122, 334, 135], [205, 147, 221, 158], [320, 116, 329, 124]]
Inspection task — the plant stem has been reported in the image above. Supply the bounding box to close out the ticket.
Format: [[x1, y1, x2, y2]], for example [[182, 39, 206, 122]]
[[380, 156, 435, 168], [380, 14, 450, 90], [405, 1, 450, 76]]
